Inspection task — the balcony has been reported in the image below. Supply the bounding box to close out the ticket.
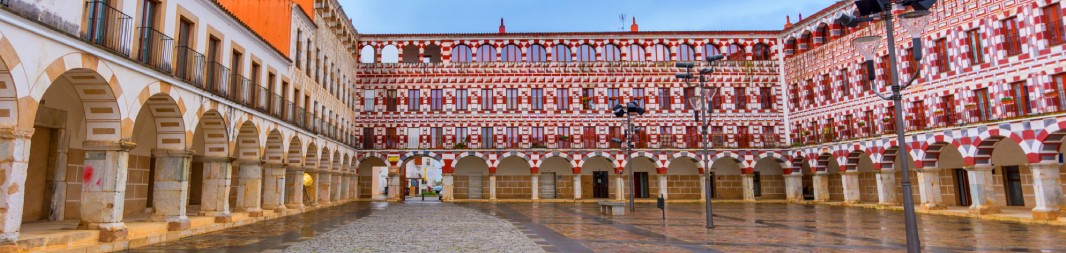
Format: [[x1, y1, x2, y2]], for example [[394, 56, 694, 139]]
[[205, 62, 231, 97], [134, 27, 173, 73], [82, 1, 132, 56], [175, 46, 205, 86]]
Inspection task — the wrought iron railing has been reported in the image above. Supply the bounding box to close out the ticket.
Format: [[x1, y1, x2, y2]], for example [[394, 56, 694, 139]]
[[82, 1, 132, 56], [205, 62, 230, 97], [175, 46, 204, 86], [134, 27, 173, 72]]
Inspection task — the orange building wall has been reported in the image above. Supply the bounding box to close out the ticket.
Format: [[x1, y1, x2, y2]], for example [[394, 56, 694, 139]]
[[216, 0, 294, 57], [294, 0, 315, 20]]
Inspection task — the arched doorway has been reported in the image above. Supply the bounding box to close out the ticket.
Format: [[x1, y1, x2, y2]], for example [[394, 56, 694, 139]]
[[627, 156, 658, 199], [752, 157, 787, 200], [710, 157, 743, 200], [402, 155, 441, 198], [539, 156, 574, 199], [189, 110, 229, 218], [495, 156, 531, 199], [303, 144, 318, 206], [816, 153, 844, 202], [930, 143, 969, 206], [847, 151, 878, 203], [124, 93, 187, 223], [988, 137, 1032, 207], [453, 155, 488, 199], [356, 156, 387, 200], [581, 155, 615, 199], [232, 121, 261, 214], [884, 146, 919, 204], [666, 156, 701, 200]]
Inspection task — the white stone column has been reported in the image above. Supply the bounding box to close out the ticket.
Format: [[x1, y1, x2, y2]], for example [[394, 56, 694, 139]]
[[149, 149, 192, 231], [841, 171, 861, 204], [442, 173, 454, 201], [317, 171, 332, 205], [284, 165, 305, 211], [489, 174, 498, 200], [916, 167, 944, 210], [700, 173, 708, 201], [0, 129, 31, 249], [966, 165, 998, 215], [573, 174, 582, 200], [200, 156, 234, 223], [332, 172, 343, 201], [812, 172, 829, 202], [387, 166, 401, 201], [742, 174, 755, 201], [784, 174, 803, 201], [350, 173, 359, 200], [262, 163, 287, 212], [876, 169, 898, 205], [235, 159, 263, 217], [531, 174, 540, 200], [1030, 163, 1064, 220], [79, 141, 135, 242], [658, 174, 668, 200], [614, 173, 625, 201]]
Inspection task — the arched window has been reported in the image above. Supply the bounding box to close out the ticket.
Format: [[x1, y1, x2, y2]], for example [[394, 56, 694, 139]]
[[424, 44, 442, 63], [401, 44, 420, 63], [577, 44, 596, 61], [650, 44, 670, 61], [476, 45, 496, 62], [801, 31, 812, 49], [451, 44, 472, 62], [501, 44, 521, 62], [359, 45, 375, 63], [726, 43, 745, 61], [527, 44, 546, 62], [817, 24, 830, 46], [626, 44, 645, 61], [603, 44, 621, 61], [381, 45, 399, 63], [553, 44, 571, 62], [677, 44, 696, 61], [752, 43, 771, 60], [786, 38, 797, 54], [702, 43, 721, 57]]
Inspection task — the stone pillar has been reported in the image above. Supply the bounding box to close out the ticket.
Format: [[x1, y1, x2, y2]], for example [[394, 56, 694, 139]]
[[149, 149, 193, 231], [442, 173, 454, 201], [784, 174, 803, 201], [79, 140, 136, 241], [741, 174, 755, 201], [284, 165, 305, 211], [573, 174, 582, 200], [350, 173, 359, 200], [1030, 163, 1064, 220], [812, 172, 829, 202], [332, 172, 343, 201], [262, 163, 287, 212], [235, 160, 263, 217], [531, 174, 540, 200], [317, 171, 332, 205], [700, 173, 708, 201], [841, 171, 861, 204], [916, 167, 945, 210], [966, 165, 998, 215], [387, 166, 401, 201], [876, 169, 898, 205], [658, 174, 668, 199], [200, 156, 234, 223], [0, 128, 32, 249], [614, 173, 625, 201], [489, 174, 497, 200]]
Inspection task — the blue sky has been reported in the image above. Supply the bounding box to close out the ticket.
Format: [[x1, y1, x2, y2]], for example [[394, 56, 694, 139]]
[[341, 0, 840, 34]]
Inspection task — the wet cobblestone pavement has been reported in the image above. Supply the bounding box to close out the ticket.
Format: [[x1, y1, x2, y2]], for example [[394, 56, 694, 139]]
[[130, 201, 1066, 252]]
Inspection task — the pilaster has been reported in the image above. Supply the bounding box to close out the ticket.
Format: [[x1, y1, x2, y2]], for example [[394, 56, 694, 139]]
[[1030, 163, 1064, 220], [199, 155, 234, 223], [149, 149, 193, 231], [78, 140, 136, 241]]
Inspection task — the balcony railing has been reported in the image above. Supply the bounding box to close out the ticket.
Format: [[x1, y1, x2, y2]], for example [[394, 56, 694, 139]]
[[134, 27, 173, 73], [230, 74, 250, 103], [175, 46, 204, 86], [82, 1, 132, 56], [206, 62, 230, 97]]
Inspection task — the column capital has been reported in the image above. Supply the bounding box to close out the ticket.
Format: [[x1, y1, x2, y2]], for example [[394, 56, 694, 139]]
[[914, 167, 940, 173], [264, 162, 286, 168], [201, 155, 234, 163], [966, 164, 994, 171], [286, 164, 304, 170], [83, 140, 137, 151], [0, 126, 33, 139], [152, 148, 194, 157], [1029, 162, 1063, 170], [234, 159, 264, 166], [842, 170, 860, 175]]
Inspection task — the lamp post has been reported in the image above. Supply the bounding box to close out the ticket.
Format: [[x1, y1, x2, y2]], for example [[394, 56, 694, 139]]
[[611, 100, 645, 212], [675, 55, 724, 228], [838, 1, 937, 252]]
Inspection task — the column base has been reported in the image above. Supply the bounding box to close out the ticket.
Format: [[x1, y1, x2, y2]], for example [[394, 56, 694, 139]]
[[167, 220, 191, 231], [920, 203, 946, 211], [201, 212, 233, 223], [968, 205, 999, 215], [247, 210, 264, 218], [79, 222, 128, 242], [1032, 209, 1061, 221]]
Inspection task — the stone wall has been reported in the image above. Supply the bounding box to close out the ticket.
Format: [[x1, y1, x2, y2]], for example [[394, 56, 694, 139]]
[[496, 175, 531, 199], [667, 175, 701, 200], [858, 172, 879, 203], [123, 154, 153, 216], [992, 165, 1035, 207], [894, 170, 920, 204], [827, 173, 844, 202], [758, 175, 785, 200], [453, 175, 470, 199], [63, 148, 84, 220], [358, 176, 372, 199], [715, 175, 742, 200]]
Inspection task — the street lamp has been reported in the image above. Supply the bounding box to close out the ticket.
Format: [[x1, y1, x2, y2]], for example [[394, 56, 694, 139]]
[[838, 1, 937, 252], [675, 54, 724, 228], [611, 100, 645, 212]]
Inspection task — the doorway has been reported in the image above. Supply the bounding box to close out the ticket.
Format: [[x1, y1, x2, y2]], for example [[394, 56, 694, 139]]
[[634, 172, 649, 198], [1002, 166, 1024, 206], [953, 168, 971, 206], [24, 127, 58, 222], [467, 173, 482, 199], [710, 172, 717, 199], [753, 171, 762, 197], [540, 172, 556, 199], [593, 171, 609, 198]]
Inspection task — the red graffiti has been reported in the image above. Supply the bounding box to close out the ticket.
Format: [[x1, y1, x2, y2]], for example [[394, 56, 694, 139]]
[[83, 165, 94, 183]]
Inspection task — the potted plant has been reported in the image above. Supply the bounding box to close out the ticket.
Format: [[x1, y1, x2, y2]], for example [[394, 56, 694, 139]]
[[964, 103, 978, 109], [837, 124, 847, 130], [856, 121, 866, 127], [933, 109, 944, 115], [801, 130, 811, 136], [881, 117, 893, 123], [558, 135, 570, 141], [822, 127, 832, 134], [1001, 96, 1015, 105], [1046, 90, 1060, 98]]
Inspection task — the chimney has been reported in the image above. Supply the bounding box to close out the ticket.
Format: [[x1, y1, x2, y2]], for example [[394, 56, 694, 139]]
[[784, 16, 792, 29], [630, 17, 639, 32], [499, 18, 506, 33]]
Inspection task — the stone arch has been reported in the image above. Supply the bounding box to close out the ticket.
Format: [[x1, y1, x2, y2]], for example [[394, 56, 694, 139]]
[[305, 143, 318, 168], [534, 152, 574, 168], [665, 151, 702, 171], [359, 45, 375, 63], [263, 130, 283, 164], [319, 147, 332, 171], [380, 44, 399, 63], [401, 44, 420, 63], [816, 152, 840, 172], [192, 110, 229, 157], [424, 43, 442, 63], [1036, 122, 1066, 162], [973, 130, 1028, 166], [33, 67, 124, 142], [578, 152, 616, 168], [493, 151, 532, 168], [234, 121, 260, 160], [400, 151, 443, 167], [0, 30, 22, 128], [132, 93, 186, 150], [286, 136, 303, 166], [752, 156, 787, 199], [621, 151, 661, 168], [120, 92, 189, 218]]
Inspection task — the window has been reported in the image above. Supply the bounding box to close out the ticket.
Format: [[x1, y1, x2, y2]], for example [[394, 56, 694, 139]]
[[1003, 17, 1023, 56], [941, 95, 956, 126], [557, 127, 571, 149], [362, 128, 374, 149], [859, 64, 871, 92], [817, 25, 830, 46], [1046, 3, 1065, 45], [686, 126, 700, 148], [175, 19, 194, 79], [385, 127, 398, 149], [659, 88, 672, 109], [880, 55, 893, 84], [650, 44, 670, 61], [884, 106, 896, 133], [974, 88, 992, 121], [821, 74, 832, 100], [527, 44, 546, 62], [506, 88, 519, 110], [501, 45, 521, 62], [583, 126, 597, 148], [532, 127, 544, 147], [452, 45, 472, 62], [683, 87, 696, 110], [476, 45, 496, 62], [481, 127, 494, 148], [431, 127, 443, 148], [934, 38, 950, 73], [735, 87, 747, 109], [577, 44, 596, 61], [762, 126, 777, 147], [557, 88, 569, 110], [553, 44, 571, 62], [752, 43, 771, 60], [582, 88, 595, 110], [703, 44, 721, 58], [626, 44, 646, 61], [912, 101, 927, 129], [457, 127, 468, 145], [609, 126, 622, 148], [677, 44, 696, 61], [1010, 81, 1031, 116], [386, 89, 397, 111], [864, 110, 875, 134], [805, 80, 815, 104], [363, 89, 375, 111], [456, 89, 468, 111], [660, 126, 673, 148], [408, 89, 420, 111], [711, 89, 723, 110], [966, 30, 985, 65], [726, 44, 744, 61], [295, 30, 302, 68], [531, 88, 544, 110], [633, 88, 645, 108], [840, 68, 851, 97], [607, 88, 620, 108], [430, 89, 443, 110], [789, 84, 800, 109], [759, 87, 773, 109], [506, 127, 519, 148], [481, 89, 494, 110], [1052, 73, 1066, 109]]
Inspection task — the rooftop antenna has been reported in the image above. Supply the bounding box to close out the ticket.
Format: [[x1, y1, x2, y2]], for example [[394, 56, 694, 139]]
[[619, 14, 628, 31]]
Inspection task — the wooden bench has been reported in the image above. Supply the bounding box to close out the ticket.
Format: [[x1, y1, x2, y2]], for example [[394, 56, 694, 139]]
[[598, 201, 626, 215]]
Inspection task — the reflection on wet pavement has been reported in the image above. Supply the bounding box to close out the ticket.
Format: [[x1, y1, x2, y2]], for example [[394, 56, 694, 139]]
[[129, 201, 1066, 252]]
